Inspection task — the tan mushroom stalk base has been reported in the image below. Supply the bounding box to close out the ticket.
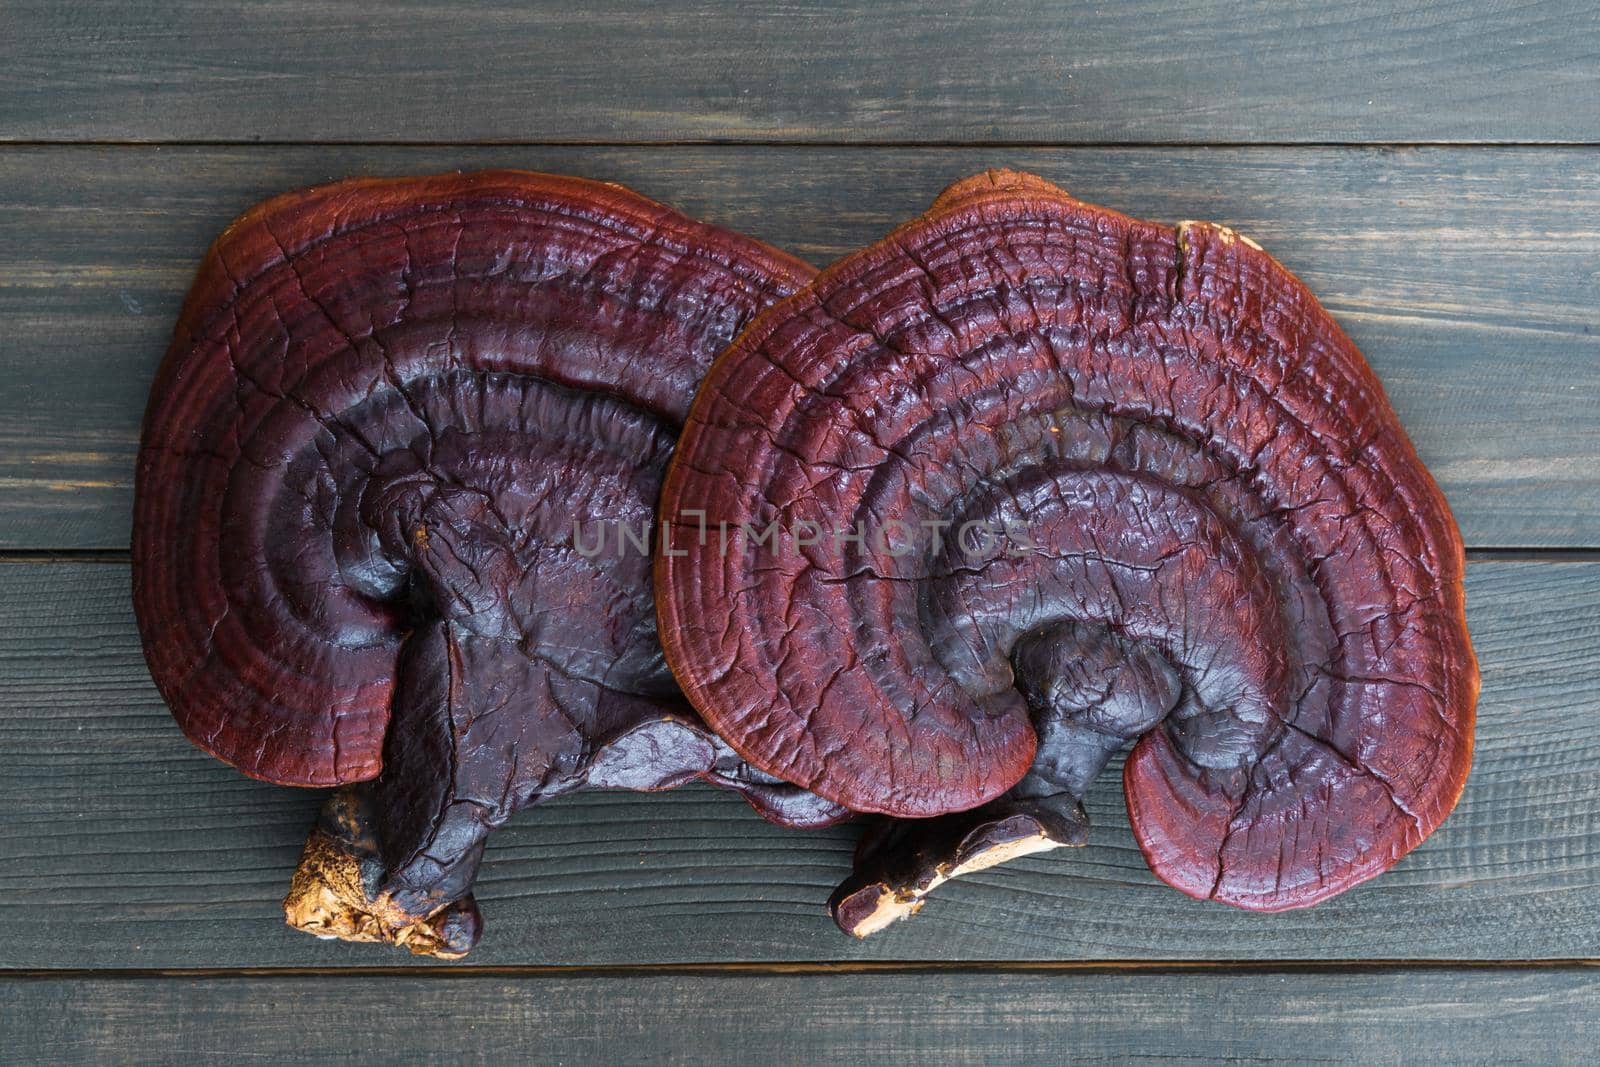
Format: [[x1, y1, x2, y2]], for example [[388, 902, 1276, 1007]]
[[832, 799, 1087, 939], [285, 789, 481, 959]]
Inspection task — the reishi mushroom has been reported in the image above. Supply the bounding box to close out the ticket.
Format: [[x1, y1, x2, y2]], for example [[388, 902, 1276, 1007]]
[[132, 170, 845, 958], [656, 170, 1479, 935]]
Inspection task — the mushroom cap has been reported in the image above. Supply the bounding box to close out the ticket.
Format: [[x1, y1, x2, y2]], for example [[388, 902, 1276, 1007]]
[[134, 170, 814, 787], [658, 170, 1478, 908]]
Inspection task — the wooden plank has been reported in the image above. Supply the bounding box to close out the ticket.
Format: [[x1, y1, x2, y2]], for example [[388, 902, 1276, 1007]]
[[7, 967, 1600, 1065], [4, 2, 1599, 144], [0, 560, 1594, 968], [2, 145, 1598, 550]]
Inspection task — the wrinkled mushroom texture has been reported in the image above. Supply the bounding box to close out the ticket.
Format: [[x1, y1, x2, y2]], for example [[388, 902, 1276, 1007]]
[[658, 170, 1478, 915], [133, 171, 845, 955]]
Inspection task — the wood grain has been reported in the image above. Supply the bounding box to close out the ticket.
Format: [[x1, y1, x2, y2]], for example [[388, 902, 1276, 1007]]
[[7, 967, 1600, 1065], [1, 560, 1594, 968], [4, 1, 1599, 144], [3, 0, 1592, 1050], [2, 145, 1597, 551]]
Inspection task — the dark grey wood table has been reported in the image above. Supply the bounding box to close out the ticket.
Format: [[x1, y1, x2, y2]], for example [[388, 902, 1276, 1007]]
[[3, 3, 1598, 1063]]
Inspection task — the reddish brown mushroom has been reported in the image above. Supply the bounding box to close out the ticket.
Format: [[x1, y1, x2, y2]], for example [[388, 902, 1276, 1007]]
[[657, 170, 1478, 934], [132, 170, 844, 958]]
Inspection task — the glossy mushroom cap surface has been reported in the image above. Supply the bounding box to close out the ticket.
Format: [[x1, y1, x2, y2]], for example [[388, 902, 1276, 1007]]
[[658, 170, 1478, 911], [134, 169, 848, 956], [135, 169, 814, 786]]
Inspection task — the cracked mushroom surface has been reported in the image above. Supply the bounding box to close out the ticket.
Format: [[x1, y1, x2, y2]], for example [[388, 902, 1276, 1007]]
[[657, 170, 1478, 932], [132, 170, 844, 958]]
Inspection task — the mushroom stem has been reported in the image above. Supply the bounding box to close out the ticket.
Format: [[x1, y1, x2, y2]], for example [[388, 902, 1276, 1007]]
[[284, 787, 482, 960], [361, 622, 518, 927], [285, 619, 581, 958], [830, 790, 1088, 938], [832, 621, 1181, 937], [290, 619, 854, 957]]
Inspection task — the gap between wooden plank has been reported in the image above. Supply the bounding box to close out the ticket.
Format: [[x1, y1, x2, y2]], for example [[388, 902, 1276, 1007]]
[[2, 959, 1598, 980], [7, 140, 1600, 149]]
